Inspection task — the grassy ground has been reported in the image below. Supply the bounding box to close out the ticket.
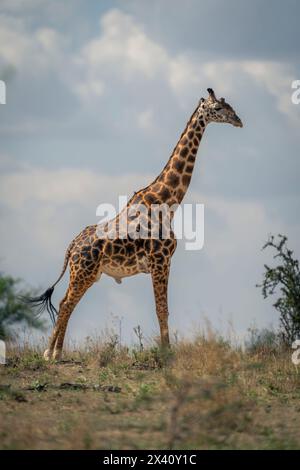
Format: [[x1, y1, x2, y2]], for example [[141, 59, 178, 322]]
[[1, 332, 300, 450]]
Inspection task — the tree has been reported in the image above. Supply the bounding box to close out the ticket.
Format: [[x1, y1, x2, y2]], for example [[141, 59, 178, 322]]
[[257, 234, 300, 344], [0, 273, 45, 340]]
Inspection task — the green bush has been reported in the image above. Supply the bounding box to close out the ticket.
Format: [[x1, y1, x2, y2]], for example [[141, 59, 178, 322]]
[[257, 235, 300, 344]]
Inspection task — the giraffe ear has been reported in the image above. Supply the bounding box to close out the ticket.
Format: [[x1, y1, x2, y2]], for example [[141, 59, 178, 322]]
[[198, 98, 204, 105], [220, 97, 225, 104]]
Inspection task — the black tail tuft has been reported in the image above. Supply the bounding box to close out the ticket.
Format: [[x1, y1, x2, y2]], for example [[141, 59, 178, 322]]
[[22, 286, 57, 326]]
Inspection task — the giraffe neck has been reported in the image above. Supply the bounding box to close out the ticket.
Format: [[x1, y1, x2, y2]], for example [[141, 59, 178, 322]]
[[153, 108, 207, 205]]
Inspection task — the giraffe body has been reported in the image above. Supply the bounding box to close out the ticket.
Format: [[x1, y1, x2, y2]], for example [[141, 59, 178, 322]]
[[26, 88, 242, 360]]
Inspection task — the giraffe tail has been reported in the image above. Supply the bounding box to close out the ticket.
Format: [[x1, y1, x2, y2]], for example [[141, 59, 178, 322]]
[[22, 242, 73, 326], [23, 286, 58, 326]]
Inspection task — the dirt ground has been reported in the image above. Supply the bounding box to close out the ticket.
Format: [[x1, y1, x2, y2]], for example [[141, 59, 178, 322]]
[[1, 337, 300, 450]]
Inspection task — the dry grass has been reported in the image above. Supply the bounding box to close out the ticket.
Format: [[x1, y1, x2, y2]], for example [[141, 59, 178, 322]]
[[0, 331, 300, 449]]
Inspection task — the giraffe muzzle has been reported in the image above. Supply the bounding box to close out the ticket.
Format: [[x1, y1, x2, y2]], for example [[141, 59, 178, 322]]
[[233, 115, 243, 128]]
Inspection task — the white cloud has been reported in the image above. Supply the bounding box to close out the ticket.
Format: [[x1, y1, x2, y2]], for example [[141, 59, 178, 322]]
[[1, 6, 298, 139], [0, 15, 31, 67], [73, 10, 202, 104], [0, 14, 67, 72], [77, 9, 167, 79], [71, 8, 299, 128], [0, 166, 153, 210], [241, 61, 298, 124]]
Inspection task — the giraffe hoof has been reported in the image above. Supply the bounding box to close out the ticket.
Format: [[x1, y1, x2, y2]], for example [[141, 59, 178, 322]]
[[43, 349, 51, 361], [53, 349, 62, 361]]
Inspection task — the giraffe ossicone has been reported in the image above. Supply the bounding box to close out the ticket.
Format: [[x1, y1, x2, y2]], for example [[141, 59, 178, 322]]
[[24, 88, 243, 359]]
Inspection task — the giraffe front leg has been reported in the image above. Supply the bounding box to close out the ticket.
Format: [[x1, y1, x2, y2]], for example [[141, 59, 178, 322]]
[[150, 259, 171, 348]]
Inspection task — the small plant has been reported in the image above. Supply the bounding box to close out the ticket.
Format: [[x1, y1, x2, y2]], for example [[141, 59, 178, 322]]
[[98, 334, 118, 367], [135, 383, 153, 403], [16, 350, 47, 371], [132, 345, 173, 369], [245, 326, 280, 354], [28, 380, 48, 392], [133, 325, 144, 352], [257, 234, 300, 344]]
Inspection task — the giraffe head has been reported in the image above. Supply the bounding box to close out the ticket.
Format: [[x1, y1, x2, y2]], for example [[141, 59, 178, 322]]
[[198, 88, 243, 128]]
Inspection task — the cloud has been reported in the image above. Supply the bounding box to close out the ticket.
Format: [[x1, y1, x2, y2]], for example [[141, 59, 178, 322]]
[[73, 10, 204, 105], [77, 9, 168, 79], [0, 166, 153, 210], [71, 9, 299, 128], [241, 61, 299, 125], [0, 14, 66, 72], [1, 6, 298, 140], [73, 79, 105, 101]]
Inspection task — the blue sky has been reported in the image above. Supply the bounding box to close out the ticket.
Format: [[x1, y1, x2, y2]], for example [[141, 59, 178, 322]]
[[0, 0, 299, 344]]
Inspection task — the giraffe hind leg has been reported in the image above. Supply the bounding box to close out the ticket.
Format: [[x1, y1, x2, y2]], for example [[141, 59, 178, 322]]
[[44, 274, 97, 361]]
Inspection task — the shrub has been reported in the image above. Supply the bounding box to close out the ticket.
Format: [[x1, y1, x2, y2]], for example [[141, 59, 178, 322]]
[[257, 235, 300, 344]]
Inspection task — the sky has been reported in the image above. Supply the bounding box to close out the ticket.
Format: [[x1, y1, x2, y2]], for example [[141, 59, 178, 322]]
[[0, 0, 299, 345]]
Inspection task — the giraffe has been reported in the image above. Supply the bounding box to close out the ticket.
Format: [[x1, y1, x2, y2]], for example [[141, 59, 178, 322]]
[[26, 88, 243, 360]]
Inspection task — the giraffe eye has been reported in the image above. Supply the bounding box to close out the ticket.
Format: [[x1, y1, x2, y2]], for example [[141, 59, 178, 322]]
[[215, 106, 222, 111]]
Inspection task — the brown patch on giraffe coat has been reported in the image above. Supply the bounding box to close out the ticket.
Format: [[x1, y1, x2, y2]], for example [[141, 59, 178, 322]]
[[182, 174, 191, 186], [180, 147, 189, 158], [92, 248, 100, 260], [113, 244, 123, 254], [144, 193, 157, 205], [167, 171, 180, 188], [81, 248, 92, 260], [176, 188, 185, 201], [168, 198, 177, 206], [152, 239, 162, 251], [104, 242, 112, 256], [173, 159, 185, 172], [125, 243, 135, 256], [112, 255, 125, 263], [159, 186, 171, 201], [93, 239, 104, 249]]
